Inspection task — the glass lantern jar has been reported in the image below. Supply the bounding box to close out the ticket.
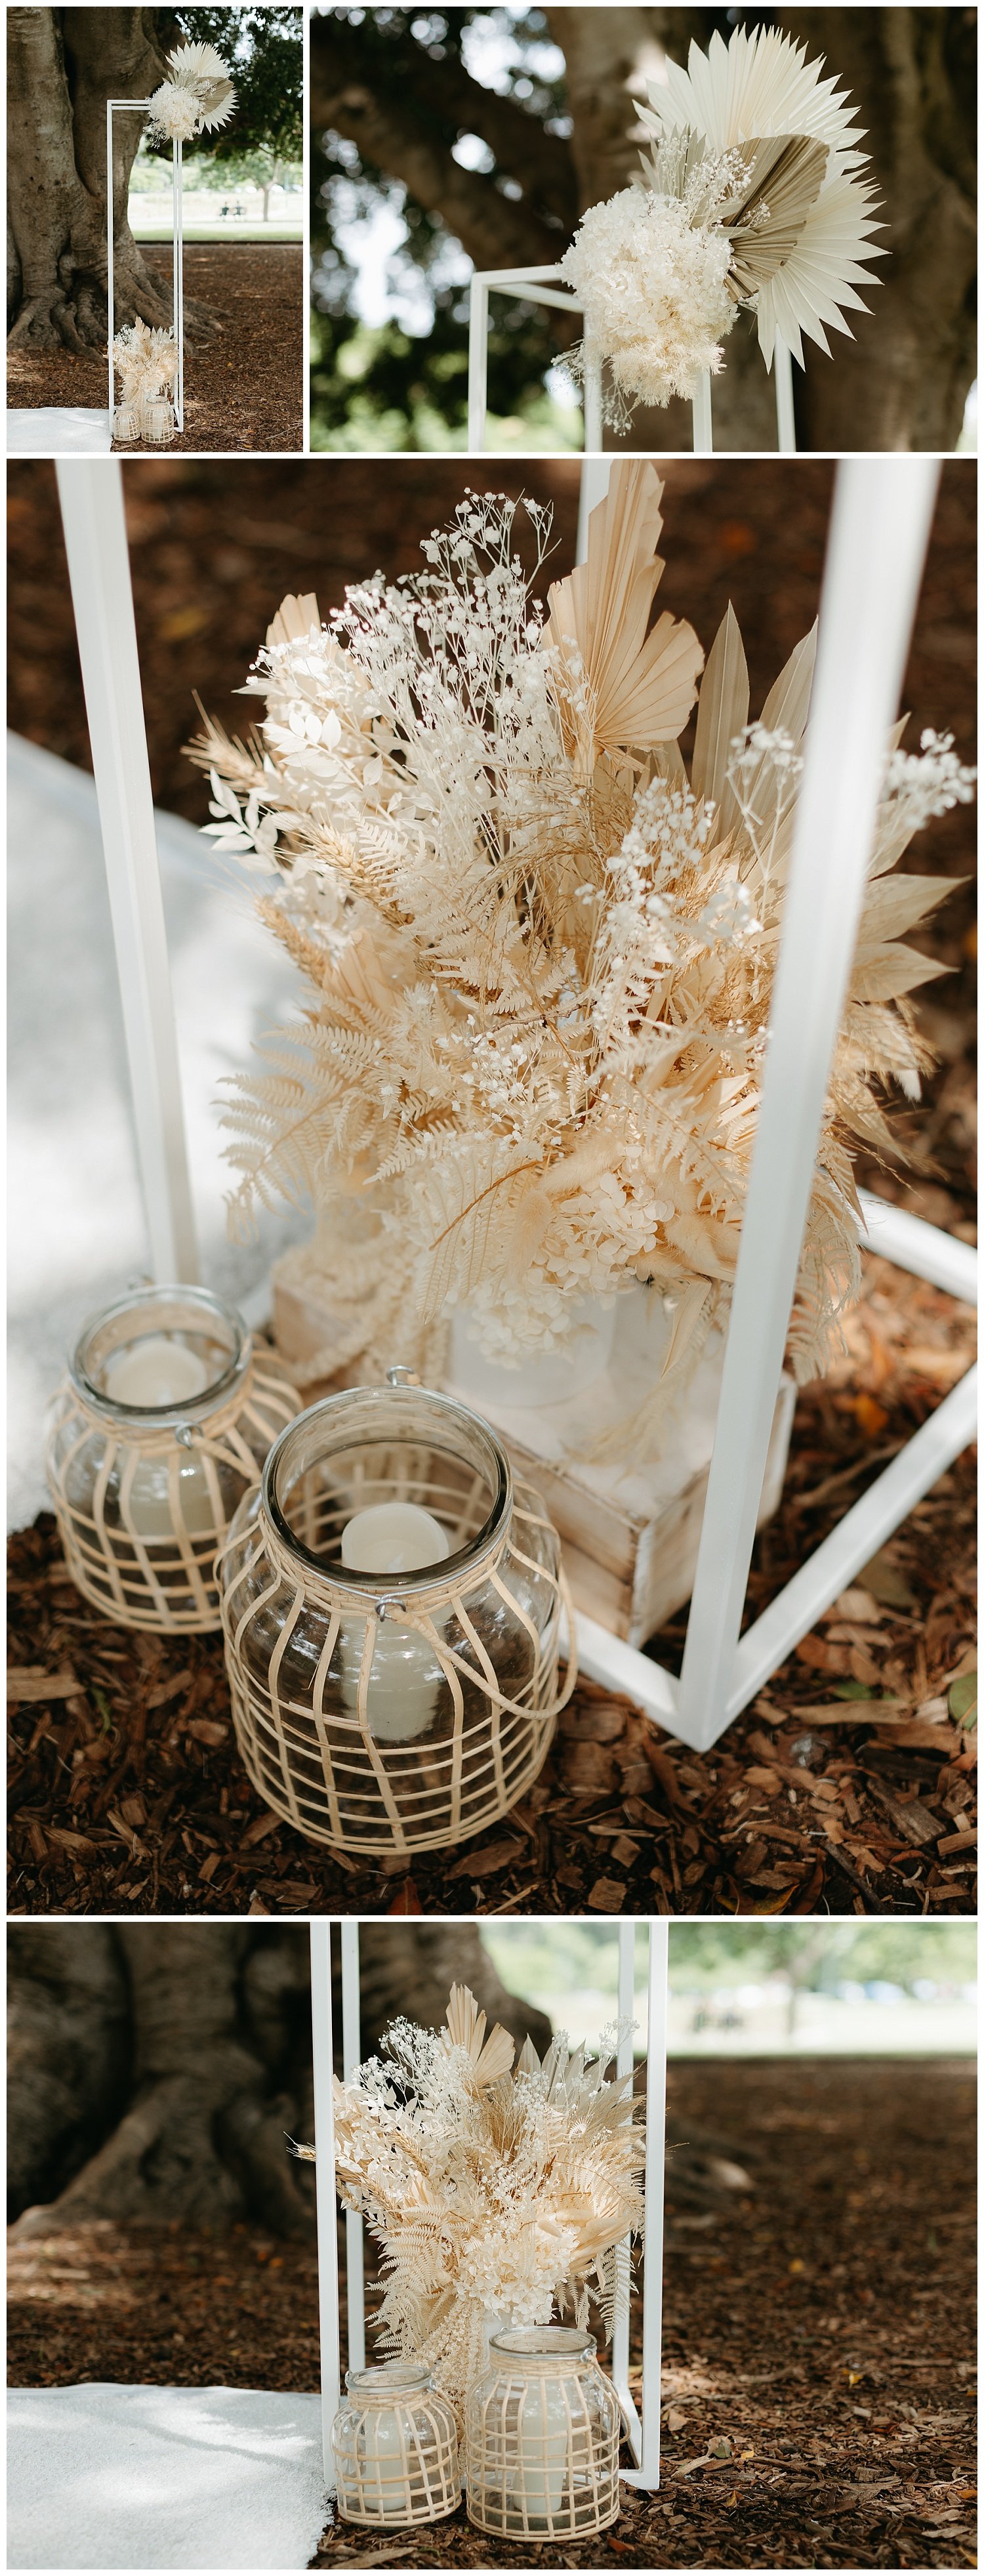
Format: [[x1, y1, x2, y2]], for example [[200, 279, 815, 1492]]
[[45, 1285, 299, 1634], [113, 400, 140, 443], [142, 394, 176, 444], [332, 2363, 460, 2527], [465, 2327, 621, 2541], [216, 1374, 575, 1855]]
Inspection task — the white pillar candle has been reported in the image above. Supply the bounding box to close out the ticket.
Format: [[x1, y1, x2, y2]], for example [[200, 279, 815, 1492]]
[[516, 2380, 570, 2528], [105, 1336, 209, 1408], [356, 2409, 416, 2522], [104, 1340, 213, 1542], [340, 1502, 449, 1742]]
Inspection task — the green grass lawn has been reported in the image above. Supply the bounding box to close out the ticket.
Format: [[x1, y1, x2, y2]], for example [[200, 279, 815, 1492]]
[[131, 224, 302, 243]]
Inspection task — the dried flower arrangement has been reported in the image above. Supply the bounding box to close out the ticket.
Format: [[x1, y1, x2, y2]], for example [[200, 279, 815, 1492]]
[[288, 1984, 644, 2417], [559, 26, 884, 419], [147, 39, 236, 146], [188, 463, 973, 1459], [112, 319, 178, 442]]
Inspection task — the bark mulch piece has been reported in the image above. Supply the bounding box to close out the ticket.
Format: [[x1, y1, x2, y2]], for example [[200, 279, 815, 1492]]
[[8, 1257, 975, 1919], [7, 244, 303, 452], [8, 2058, 976, 2570]]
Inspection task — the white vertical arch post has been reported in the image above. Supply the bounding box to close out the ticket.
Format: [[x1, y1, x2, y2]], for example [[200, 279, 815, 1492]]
[[613, 1920, 668, 2489], [311, 1923, 341, 2487], [676, 455, 940, 1743], [773, 338, 796, 451], [310, 1920, 668, 2500], [567, 451, 974, 1739], [107, 100, 184, 428], [339, 1921, 365, 2373], [54, 459, 198, 1283]]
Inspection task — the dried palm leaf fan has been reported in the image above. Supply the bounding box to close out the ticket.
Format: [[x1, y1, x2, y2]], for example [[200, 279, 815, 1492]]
[[146, 40, 236, 145], [559, 25, 886, 418], [187, 462, 972, 1466]]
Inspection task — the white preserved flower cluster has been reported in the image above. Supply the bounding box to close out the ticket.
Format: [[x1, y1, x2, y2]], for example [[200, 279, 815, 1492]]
[[146, 81, 201, 144], [560, 181, 737, 416], [884, 729, 976, 826]]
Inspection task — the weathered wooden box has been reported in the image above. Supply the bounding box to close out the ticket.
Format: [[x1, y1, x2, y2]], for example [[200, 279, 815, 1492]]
[[272, 1264, 795, 1651]]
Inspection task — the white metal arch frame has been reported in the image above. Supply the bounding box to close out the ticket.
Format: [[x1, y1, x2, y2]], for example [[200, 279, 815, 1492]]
[[106, 101, 184, 431], [52, 453, 977, 1750], [466, 264, 797, 455], [310, 1920, 668, 2497]]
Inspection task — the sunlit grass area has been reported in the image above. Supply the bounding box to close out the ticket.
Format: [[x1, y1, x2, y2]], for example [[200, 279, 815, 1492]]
[[482, 1921, 977, 2056]]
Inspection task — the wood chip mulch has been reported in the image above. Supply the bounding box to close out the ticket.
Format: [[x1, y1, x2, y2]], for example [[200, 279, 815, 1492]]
[[8, 1251, 975, 1920], [7, 244, 303, 451], [8, 2058, 975, 2569]]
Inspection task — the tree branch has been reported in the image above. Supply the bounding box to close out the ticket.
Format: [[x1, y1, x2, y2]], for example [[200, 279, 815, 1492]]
[[381, 47, 576, 230], [312, 56, 564, 271]]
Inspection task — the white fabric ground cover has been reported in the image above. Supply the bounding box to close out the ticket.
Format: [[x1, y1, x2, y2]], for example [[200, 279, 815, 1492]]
[[7, 733, 308, 1531], [7, 409, 113, 453], [7, 2383, 329, 2570]]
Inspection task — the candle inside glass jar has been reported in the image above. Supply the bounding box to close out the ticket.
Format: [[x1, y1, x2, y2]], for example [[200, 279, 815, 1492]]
[[516, 2380, 569, 2529], [104, 1336, 209, 1409], [340, 1502, 449, 1741], [104, 1339, 213, 1541]]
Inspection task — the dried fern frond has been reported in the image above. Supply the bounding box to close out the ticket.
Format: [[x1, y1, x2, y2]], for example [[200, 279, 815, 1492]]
[[188, 470, 974, 1448]]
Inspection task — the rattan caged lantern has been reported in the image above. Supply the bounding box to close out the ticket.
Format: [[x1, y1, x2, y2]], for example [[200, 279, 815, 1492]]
[[465, 2327, 622, 2542], [216, 1370, 575, 1856], [45, 1283, 299, 1633], [331, 2363, 461, 2528]]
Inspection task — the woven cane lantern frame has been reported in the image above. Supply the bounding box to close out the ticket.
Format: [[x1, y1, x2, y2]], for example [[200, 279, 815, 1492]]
[[331, 2363, 461, 2528], [45, 1283, 298, 1634], [217, 1375, 577, 1857], [309, 1921, 668, 2507], [465, 2325, 621, 2541]]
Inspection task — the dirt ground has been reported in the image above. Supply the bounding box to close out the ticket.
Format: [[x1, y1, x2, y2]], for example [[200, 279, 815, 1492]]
[[7, 1358, 975, 1920], [8, 2057, 975, 2571], [6, 245, 303, 452]]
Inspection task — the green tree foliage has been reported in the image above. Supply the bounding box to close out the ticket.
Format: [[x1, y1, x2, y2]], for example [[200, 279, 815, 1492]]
[[154, 6, 304, 161], [485, 1921, 977, 2005], [310, 5, 579, 450]]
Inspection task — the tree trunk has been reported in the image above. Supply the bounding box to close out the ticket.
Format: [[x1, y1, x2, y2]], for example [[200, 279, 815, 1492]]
[[7, 7, 217, 350], [7, 1924, 553, 2238], [8, 1924, 754, 2237], [776, 9, 976, 451]]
